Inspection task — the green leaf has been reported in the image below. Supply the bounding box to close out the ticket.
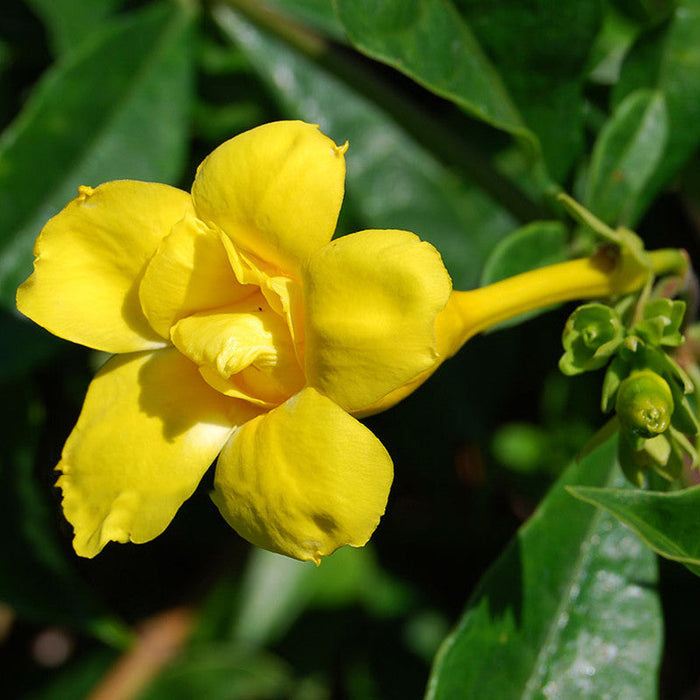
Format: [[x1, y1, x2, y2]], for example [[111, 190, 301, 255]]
[[25, 0, 124, 56], [214, 4, 517, 289], [0, 1, 195, 309], [453, 0, 602, 181], [333, 0, 539, 159], [427, 433, 662, 699], [585, 89, 668, 226], [613, 0, 700, 220], [479, 220, 568, 329], [569, 484, 700, 577]]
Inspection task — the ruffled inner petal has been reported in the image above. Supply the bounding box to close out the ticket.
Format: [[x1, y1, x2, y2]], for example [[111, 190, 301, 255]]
[[219, 232, 305, 350], [211, 387, 393, 563], [139, 213, 255, 339], [171, 293, 305, 407]]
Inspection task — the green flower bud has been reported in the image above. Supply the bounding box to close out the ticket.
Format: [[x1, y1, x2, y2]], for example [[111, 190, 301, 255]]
[[616, 369, 674, 439], [633, 298, 686, 347], [559, 303, 624, 376]]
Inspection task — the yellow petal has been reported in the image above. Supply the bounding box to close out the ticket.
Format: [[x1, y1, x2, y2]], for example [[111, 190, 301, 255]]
[[139, 212, 255, 338], [211, 387, 393, 563], [192, 121, 346, 274], [57, 348, 256, 557], [17, 181, 192, 353], [303, 229, 452, 413], [171, 293, 305, 406], [219, 233, 305, 347]]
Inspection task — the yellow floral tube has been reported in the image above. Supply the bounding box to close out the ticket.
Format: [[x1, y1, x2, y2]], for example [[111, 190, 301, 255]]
[[15, 120, 686, 563]]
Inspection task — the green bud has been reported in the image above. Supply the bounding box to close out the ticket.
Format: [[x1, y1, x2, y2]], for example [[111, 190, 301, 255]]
[[633, 298, 686, 347], [559, 304, 624, 376], [616, 369, 674, 439]]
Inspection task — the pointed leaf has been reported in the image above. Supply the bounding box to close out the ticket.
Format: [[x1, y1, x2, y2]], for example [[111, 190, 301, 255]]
[[586, 89, 668, 226], [569, 484, 700, 577], [333, 0, 538, 158], [453, 0, 602, 181], [613, 0, 700, 221], [427, 433, 662, 699]]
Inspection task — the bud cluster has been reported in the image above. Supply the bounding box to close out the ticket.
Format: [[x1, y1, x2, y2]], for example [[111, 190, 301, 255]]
[[560, 297, 698, 485]]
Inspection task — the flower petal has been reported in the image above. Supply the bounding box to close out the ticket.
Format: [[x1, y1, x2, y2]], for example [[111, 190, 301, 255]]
[[17, 181, 193, 353], [139, 213, 255, 339], [211, 387, 393, 563], [57, 348, 257, 557], [303, 229, 452, 413], [191, 121, 346, 274]]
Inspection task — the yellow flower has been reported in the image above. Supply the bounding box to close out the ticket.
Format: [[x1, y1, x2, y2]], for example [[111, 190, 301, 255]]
[[16, 121, 453, 563]]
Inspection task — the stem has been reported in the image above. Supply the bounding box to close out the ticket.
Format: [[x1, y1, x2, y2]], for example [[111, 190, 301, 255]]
[[439, 248, 688, 358]]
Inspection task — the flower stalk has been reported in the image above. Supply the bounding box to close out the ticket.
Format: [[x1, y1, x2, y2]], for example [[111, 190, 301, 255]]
[[437, 247, 688, 359]]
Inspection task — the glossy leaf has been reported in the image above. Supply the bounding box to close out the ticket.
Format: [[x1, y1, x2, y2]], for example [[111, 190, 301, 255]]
[[453, 0, 602, 181], [613, 0, 700, 221], [0, 1, 195, 308], [569, 484, 700, 577], [333, 0, 538, 157], [427, 433, 662, 699], [479, 221, 568, 329], [585, 89, 668, 226], [214, 5, 517, 289]]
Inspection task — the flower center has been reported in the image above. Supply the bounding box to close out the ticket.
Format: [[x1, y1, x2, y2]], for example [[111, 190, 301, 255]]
[[170, 291, 305, 407]]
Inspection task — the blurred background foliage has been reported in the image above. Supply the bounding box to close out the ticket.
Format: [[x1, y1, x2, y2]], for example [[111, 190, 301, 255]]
[[2, 0, 700, 697]]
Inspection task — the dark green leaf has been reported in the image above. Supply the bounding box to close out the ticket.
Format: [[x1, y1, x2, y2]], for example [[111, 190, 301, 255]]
[[479, 220, 568, 329], [333, 0, 539, 158], [25, 0, 124, 56], [585, 89, 668, 226], [214, 5, 517, 289], [570, 483, 700, 577], [613, 0, 700, 220], [0, 1, 195, 309], [453, 0, 602, 181], [427, 433, 662, 699]]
